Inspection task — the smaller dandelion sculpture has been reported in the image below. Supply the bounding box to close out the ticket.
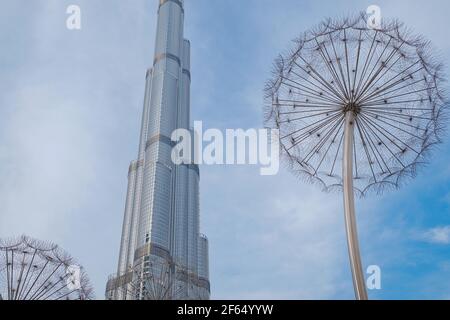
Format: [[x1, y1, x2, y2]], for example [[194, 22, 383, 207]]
[[265, 14, 447, 299], [0, 236, 94, 300]]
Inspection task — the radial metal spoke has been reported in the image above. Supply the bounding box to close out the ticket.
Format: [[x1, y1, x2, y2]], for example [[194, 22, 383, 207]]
[[287, 113, 343, 151], [279, 109, 341, 124], [274, 103, 339, 110], [327, 34, 351, 99], [11, 250, 14, 300], [287, 67, 346, 104], [295, 58, 347, 102], [292, 59, 344, 100], [357, 117, 395, 174], [355, 117, 382, 179], [281, 75, 344, 104], [280, 81, 344, 105], [358, 115, 407, 167], [314, 37, 349, 99], [280, 108, 338, 115], [363, 111, 424, 140], [21, 260, 50, 300], [359, 113, 420, 154], [343, 29, 353, 101], [355, 37, 395, 101], [303, 115, 345, 164], [18, 263, 38, 300], [5, 249, 11, 300], [362, 106, 432, 111], [358, 62, 423, 104], [361, 98, 429, 107], [361, 77, 427, 105], [351, 31, 363, 101], [13, 253, 27, 300], [16, 249, 37, 300], [329, 127, 345, 176], [289, 112, 343, 144], [276, 100, 341, 107], [281, 111, 342, 140], [354, 30, 379, 99], [39, 274, 71, 301], [361, 87, 436, 106], [364, 111, 426, 134], [355, 40, 405, 102], [363, 108, 432, 122], [314, 118, 345, 174], [28, 262, 65, 300], [356, 53, 405, 103]]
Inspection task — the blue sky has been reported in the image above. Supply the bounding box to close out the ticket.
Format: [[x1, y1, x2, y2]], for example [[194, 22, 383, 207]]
[[1, 0, 450, 299]]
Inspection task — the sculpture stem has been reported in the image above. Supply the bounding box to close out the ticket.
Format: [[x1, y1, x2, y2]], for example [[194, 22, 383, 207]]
[[343, 111, 368, 300]]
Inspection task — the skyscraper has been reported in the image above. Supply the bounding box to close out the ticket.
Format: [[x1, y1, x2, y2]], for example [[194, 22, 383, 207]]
[[106, 0, 210, 300]]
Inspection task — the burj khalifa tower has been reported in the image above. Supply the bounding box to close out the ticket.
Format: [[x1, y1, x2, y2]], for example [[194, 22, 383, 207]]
[[106, 0, 210, 300]]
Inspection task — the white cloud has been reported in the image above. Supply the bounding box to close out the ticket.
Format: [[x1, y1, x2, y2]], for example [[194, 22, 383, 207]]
[[0, 0, 156, 297], [420, 226, 450, 245], [0, 85, 97, 237], [202, 166, 354, 299]]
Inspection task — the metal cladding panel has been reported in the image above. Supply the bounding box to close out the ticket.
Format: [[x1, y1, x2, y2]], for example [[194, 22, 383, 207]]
[[155, 1, 184, 59], [171, 36, 191, 271], [187, 167, 200, 273], [117, 161, 138, 275], [178, 40, 191, 130], [147, 72, 179, 138], [173, 165, 189, 263], [154, 57, 180, 77], [182, 39, 190, 71], [124, 70, 153, 270], [140, 0, 185, 259], [126, 163, 144, 269], [138, 158, 173, 250], [198, 235, 209, 280], [145, 140, 174, 165], [138, 69, 153, 159]]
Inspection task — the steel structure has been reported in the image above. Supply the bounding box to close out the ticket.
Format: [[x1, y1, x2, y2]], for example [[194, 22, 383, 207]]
[[0, 236, 93, 300], [265, 14, 447, 299]]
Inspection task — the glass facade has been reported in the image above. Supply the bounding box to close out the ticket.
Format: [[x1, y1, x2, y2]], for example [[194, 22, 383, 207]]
[[106, 0, 210, 300]]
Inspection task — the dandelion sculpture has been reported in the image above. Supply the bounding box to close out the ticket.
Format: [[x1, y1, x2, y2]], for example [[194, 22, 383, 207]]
[[265, 14, 447, 299], [0, 236, 94, 300]]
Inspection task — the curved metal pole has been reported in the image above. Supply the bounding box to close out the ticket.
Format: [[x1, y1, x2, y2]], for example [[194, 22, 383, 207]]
[[343, 111, 368, 300]]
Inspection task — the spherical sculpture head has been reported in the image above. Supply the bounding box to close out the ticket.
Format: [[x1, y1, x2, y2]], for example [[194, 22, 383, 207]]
[[265, 14, 448, 197], [0, 236, 94, 300]]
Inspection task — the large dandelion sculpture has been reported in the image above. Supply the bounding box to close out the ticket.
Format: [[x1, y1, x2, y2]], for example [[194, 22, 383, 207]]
[[0, 236, 94, 300], [265, 14, 447, 299]]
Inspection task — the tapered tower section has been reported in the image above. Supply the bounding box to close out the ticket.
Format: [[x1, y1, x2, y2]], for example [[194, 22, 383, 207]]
[[106, 0, 210, 300]]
